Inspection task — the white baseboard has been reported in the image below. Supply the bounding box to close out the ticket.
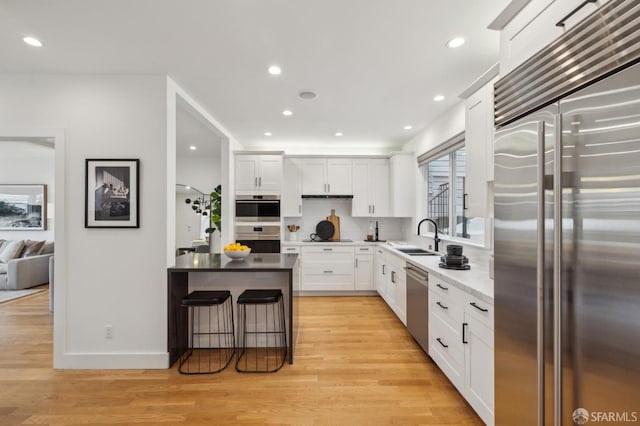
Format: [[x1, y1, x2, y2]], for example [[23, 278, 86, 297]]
[[53, 352, 170, 369]]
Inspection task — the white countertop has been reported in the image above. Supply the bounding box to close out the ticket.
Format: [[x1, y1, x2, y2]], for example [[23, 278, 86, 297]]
[[282, 240, 494, 303]]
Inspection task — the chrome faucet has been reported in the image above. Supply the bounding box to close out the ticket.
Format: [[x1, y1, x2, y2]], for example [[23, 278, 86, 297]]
[[417, 218, 441, 252]]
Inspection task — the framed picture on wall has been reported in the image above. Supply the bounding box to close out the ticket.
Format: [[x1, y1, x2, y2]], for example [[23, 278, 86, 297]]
[[85, 159, 139, 228], [0, 184, 47, 231]]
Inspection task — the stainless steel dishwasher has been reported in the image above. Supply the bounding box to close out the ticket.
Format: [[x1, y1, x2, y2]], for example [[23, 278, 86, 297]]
[[405, 262, 429, 355]]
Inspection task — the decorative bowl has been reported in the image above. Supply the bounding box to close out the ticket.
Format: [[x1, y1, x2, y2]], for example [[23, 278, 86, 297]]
[[224, 249, 251, 260]]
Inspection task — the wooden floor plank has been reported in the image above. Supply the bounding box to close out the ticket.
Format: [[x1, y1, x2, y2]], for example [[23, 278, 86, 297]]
[[0, 290, 483, 425]]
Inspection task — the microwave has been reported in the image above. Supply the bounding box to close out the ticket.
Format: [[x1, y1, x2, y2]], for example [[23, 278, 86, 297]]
[[235, 195, 280, 222]]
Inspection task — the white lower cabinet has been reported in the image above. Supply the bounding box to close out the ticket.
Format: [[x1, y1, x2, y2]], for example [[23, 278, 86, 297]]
[[354, 246, 374, 290], [374, 247, 387, 297], [463, 294, 494, 426], [301, 246, 354, 291], [375, 247, 407, 325], [429, 275, 494, 425]]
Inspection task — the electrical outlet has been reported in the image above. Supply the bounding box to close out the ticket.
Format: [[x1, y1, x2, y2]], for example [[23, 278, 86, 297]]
[[428, 244, 433, 250], [105, 325, 113, 339]]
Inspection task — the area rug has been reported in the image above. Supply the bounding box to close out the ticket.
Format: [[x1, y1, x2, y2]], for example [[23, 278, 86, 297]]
[[0, 288, 46, 304]]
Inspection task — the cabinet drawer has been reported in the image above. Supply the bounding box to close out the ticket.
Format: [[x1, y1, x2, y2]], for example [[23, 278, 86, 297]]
[[429, 289, 464, 325], [465, 294, 494, 330], [303, 262, 354, 276], [303, 252, 354, 263], [429, 311, 464, 391], [281, 246, 300, 254], [302, 246, 354, 255], [302, 274, 354, 291], [429, 276, 465, 301], [355, 246, 374, 254]]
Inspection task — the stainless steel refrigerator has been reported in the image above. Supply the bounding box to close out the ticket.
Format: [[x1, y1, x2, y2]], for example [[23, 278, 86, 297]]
[[494, 2, 640, 424]]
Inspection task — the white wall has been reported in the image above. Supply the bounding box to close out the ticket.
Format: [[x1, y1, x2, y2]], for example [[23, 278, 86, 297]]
[[0, 74, 168, 368], [176, 155, 221, 247], [0, 141, 55, 241], [166, 78, 244, 263]]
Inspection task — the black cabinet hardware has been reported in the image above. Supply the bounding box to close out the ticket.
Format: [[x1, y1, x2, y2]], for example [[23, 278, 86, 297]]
[[470, 302, 489, 312], [462, 323, 468, 344], [556, 0, 596, 27], [436, 283, 448, 291], [436, 338, 448, 348], [436, 301, 448, 310]]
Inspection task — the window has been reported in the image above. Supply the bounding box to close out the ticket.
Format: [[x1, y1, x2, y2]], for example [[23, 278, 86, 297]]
[[421, 137, 485, 244]]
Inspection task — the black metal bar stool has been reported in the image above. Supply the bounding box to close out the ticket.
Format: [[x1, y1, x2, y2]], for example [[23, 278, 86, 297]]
[[235, 289, 287, 373], [178, 290, 235, 374]]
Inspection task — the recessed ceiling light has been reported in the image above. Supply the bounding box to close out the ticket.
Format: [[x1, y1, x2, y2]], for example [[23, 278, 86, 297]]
[[403, 125, 413, 130], [433, 95, 445, 102], [185, 186, 191, 190], [299, 91, 317, 100], [268, 65, 282, 75], [189, 145, 197, 150], [335, 132, 343, 137], [264, 132, 272, 136], [282, 110, 292, 116], [23, 36, 43, 47], [446, 37, 465, 48]]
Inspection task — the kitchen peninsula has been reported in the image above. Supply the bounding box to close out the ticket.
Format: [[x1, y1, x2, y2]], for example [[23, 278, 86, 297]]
[[167, 253, 300, 366]]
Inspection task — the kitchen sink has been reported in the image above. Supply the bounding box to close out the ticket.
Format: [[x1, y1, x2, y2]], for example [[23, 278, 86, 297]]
[[396, 248, 439, 256]]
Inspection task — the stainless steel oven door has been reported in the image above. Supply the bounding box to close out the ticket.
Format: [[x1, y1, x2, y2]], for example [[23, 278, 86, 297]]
[[235, 224, 280, 240], [235, 195, 280, 222], [235, 224, 281, 253]]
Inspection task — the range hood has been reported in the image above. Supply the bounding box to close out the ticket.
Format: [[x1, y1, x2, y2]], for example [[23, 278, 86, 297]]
[[301, 194, 354, 199]]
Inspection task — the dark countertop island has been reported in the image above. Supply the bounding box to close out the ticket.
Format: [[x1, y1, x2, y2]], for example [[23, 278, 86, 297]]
[[167, 253, 300, 367], [171, 252, 299, 271]]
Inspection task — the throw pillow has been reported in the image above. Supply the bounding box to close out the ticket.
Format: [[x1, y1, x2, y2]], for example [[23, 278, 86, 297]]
[[40, 241, 54, 255], [21, 240, 46, 257], [0, 240, 25, 263]]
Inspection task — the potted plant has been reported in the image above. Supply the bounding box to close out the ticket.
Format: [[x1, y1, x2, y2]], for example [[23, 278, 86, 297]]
[[206, 184, 222, 252]]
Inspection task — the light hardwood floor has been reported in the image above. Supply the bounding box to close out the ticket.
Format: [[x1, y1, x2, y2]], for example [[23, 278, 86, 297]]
[[0, 289, 483, 425]]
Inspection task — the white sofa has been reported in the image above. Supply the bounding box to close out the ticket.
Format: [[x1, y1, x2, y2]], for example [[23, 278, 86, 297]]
[[0, 239, 54, 290]]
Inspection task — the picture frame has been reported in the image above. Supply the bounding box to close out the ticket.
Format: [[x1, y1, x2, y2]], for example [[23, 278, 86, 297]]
[[0, 184, 47, 231], [85, 159, 139, 228]]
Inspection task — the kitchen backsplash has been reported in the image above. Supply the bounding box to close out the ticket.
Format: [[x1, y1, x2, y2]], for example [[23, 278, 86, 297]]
[[284, 199, 405, 242]]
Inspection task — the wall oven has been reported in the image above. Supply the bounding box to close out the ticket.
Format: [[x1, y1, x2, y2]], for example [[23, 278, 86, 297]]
[[235, 224, 281, 253], [235, 195, 280, 222]]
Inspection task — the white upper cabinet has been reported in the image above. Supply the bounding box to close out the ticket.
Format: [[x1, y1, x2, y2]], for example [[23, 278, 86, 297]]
[[464, 80, 495, 218], [282, 158, 302, 217], [498, 0, 610, 76], [352, 158, 390, 217], [235, 154, 283, 194], [389, 152, 415, 217], [301, 158, 352, 196]]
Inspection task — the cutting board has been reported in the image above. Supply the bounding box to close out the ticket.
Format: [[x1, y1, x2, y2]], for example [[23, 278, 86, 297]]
[[327, 209, 340, 241]]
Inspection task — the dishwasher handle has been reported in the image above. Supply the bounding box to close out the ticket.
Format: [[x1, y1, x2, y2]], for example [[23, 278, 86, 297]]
[[404, 266, 429, 283]]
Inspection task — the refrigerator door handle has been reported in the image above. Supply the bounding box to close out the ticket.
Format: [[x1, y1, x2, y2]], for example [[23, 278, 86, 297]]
[[536, 121, 546, 426], [553, 114, 563, 426]]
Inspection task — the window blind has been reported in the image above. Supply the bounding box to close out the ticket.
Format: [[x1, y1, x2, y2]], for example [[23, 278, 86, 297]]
[[416, 132, 465, 166]]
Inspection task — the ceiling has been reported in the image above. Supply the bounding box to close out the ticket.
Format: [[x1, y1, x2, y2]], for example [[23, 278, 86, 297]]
[[176, 100, 223, 159], [0, 0, 510, 151]]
